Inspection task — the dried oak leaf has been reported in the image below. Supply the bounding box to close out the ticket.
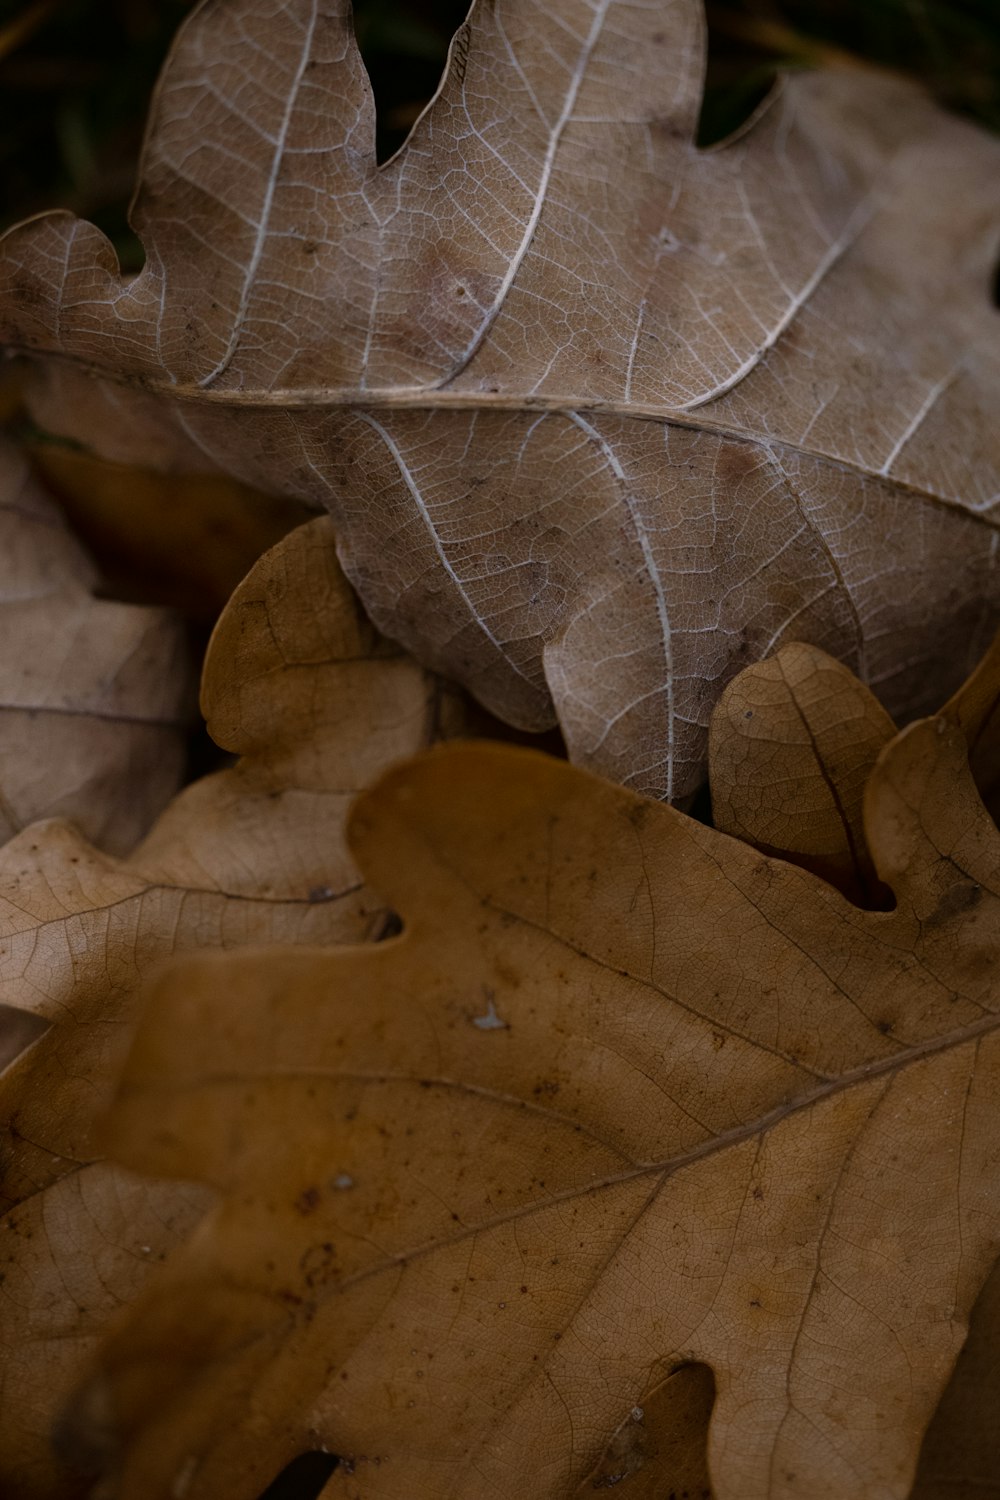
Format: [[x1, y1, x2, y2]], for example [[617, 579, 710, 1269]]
[[708, 640, 896, 904], [3, 0, 1000, 800], [0, 516, 456, 1500], [708, 629, 1000, 909], [31, 442, 314, 622], [69, 650, 1000, 1500], [708, 638, 1000, 1500], [0, 437, 191, 855]]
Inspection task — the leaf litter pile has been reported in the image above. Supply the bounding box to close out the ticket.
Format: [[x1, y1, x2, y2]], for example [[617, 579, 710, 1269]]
[[0, 0, 999, 1497]]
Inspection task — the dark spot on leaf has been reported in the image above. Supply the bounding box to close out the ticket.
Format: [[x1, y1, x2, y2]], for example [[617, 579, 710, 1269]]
[[930, 881, 983, 924], [300, 1242, 337, 1289], [646, 113, 687, 141]]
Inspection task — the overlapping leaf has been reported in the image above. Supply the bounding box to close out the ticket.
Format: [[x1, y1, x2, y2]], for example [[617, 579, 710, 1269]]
[[0, 516, 458, 1499], [64, 639, 1000, 1499], [2, 0, 999, 798], [31, 439, 313, 621], [0, 437, 191, 855], [706, 639, 1000, 1499], [709, 640, 896, 903]]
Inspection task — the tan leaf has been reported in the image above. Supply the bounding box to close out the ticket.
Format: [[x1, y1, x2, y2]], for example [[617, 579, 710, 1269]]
[[0, 438, 191, 854], [708, 640, 895, 903], [0, 516, 455, 1499], [710, 637, 1000, 1499], [2, 0, 999, 800], [31, 442, 313, 621], [67, 667, 1000, 1500]]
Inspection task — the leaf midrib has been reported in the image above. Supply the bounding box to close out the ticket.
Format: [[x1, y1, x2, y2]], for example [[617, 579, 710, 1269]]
[[141, 1000, 998, 1295], [13, 353, 994, 527]]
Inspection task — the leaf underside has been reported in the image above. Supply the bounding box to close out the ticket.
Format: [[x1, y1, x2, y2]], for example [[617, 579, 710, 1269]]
[[1, 0, 999, 798]]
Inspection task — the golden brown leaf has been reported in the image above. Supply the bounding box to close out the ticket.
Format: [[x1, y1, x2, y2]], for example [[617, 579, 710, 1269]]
[[712, 638, 1000, 1499], [2, 0, 999, 799], [709, 641, 895, 903], [0, 516, 455, 1499], [68, 676, 1000, 1499], [32, 442, 313, 621], [0, 438, 191, 854]]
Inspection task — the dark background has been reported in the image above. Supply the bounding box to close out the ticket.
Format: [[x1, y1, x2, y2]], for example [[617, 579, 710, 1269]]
[[2, 0, 999, 269]]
